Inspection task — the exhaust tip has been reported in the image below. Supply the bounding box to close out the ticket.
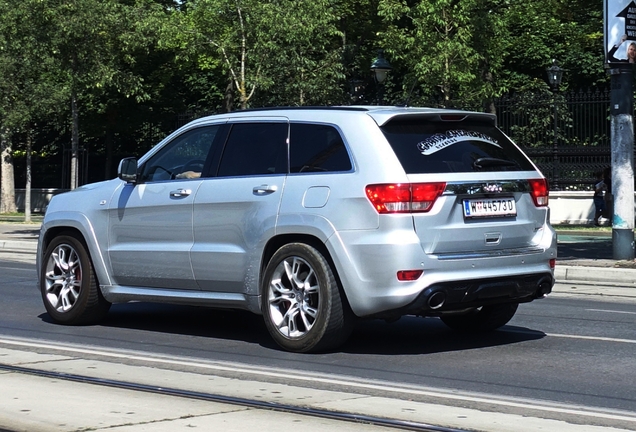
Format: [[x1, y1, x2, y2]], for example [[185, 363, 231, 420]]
[[536, 279, 553, 298], [427, 291, 446, 310]]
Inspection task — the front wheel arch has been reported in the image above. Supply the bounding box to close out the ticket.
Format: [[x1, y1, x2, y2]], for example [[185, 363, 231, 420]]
[[40, 231, 111, 325]]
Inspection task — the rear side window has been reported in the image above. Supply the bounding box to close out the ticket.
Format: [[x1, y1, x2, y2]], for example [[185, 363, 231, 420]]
[[381, 119, 535, 174], [290, 123, 352, 173], [217, 123, 288, 177]]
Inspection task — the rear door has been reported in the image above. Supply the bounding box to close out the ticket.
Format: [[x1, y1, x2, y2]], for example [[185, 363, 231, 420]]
[[191, 119, 288, 293], [379, 115, 547, 256]]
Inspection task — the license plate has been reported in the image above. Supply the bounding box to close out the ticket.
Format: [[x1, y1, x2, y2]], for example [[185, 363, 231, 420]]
[[463, 197, 516, 218]]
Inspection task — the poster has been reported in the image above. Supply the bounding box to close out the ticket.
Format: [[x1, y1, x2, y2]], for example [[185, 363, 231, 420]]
[[605, 0, 636, 64]]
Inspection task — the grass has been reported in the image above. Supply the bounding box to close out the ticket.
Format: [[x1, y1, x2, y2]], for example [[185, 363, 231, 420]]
[[0, 212, 44, 223], [553, 224, 613, 232]]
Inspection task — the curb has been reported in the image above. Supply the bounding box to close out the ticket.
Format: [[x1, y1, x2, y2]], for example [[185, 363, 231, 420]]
[[555, 265, 636, 286], [0, 240, 38, 253]]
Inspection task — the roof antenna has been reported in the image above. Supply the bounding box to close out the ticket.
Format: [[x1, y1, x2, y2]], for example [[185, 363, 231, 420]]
[[402, 77, 418, 107]]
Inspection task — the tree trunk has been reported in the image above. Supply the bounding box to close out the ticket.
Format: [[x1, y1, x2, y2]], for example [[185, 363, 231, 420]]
[[25, 130, 32, 222], [70, 89, 79, 190], [0, 129, 17, 214], [225, 78, 234, 113]]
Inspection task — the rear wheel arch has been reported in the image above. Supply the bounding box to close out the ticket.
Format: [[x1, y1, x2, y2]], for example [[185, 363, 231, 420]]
[[259, 236, 354, 352], [261, 235, 349, 301], [262, 235, 333, 283]]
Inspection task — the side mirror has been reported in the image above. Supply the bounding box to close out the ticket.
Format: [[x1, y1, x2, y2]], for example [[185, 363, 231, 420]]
[[118, 157, 138, 183]]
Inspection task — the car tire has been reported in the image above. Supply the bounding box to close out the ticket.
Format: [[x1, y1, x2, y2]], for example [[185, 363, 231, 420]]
[[440, 303, 518, 332], [41, 233, 111, 325], [261, 243, 353, 353]]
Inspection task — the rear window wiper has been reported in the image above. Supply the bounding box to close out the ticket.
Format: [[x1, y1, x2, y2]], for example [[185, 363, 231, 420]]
[[473, 157, 518, 169]]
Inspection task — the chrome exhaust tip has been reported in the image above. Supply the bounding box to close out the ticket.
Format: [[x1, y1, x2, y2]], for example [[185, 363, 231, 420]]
[[427, 291, 446, 310]]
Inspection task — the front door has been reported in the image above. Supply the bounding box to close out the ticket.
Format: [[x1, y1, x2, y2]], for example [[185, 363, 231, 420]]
[[108, 125, 221, 289]]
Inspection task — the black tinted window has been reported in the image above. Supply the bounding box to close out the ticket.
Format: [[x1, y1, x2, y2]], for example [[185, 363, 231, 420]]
[[289, 124, 352, 173], [218, 123, 288, 177], [140, 126, 219, 182], [381, 119, 535, 174]]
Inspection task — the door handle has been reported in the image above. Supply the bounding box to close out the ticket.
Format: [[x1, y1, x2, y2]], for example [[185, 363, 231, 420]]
[[170, 188, 192, 198], [253, 184, 278, 195]]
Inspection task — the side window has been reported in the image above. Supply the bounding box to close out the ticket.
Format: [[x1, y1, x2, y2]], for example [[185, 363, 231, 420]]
[[140, 126, 219, 182], [217, 123, 288, 177], [289, 123, 352, 173]]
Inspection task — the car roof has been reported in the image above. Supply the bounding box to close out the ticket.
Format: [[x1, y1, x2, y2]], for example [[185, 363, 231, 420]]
[[188, 106, 498, 128]]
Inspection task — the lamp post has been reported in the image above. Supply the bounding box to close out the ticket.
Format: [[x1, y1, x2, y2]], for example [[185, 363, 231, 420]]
[[546, 59, 563, 189], [370, 50, 392, 105]]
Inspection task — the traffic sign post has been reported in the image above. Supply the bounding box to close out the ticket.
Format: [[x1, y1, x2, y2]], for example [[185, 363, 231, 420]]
[[605, 0, 635, 260]]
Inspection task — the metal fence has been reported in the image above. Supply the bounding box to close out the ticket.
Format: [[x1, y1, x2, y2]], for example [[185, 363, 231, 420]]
[[494, 88, 611, 191]]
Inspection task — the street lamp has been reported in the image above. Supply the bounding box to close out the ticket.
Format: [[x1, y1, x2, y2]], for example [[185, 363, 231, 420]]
[[370, 49, 392, 105], [546, 59, 563, 189], [546, 59, 564, 91]]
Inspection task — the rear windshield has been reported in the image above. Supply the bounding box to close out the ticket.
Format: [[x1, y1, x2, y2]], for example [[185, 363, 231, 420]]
[[381, 119, 535, 174]]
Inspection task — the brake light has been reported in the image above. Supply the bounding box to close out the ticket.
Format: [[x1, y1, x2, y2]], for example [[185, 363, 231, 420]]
[[439, 114, 467, 121], [365, 182, 446, 213], [528, 178, 549, 207]]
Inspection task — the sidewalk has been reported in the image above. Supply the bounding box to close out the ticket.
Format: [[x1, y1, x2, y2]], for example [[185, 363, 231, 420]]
[[3, 341, 634, 432]]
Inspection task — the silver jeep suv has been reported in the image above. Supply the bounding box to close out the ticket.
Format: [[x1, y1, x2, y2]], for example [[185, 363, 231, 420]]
[[37, 106, 556, 352]]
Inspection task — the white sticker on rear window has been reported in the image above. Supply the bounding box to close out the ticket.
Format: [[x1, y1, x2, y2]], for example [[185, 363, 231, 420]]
[[417, 130, 501, 155]]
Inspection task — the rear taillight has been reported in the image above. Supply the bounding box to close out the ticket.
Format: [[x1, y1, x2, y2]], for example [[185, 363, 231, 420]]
[[528, 178, 549, 207], [365, 182, 446, 214]]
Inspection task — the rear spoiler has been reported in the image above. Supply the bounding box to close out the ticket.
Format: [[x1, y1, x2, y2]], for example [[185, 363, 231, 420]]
[[366, 108, 497, 127]]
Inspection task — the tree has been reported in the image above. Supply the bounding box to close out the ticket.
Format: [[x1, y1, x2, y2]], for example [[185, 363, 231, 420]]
[[180, 0, 346, 110], [41, 0, 165, 188], [500, 0, 606, 92], [0, 131, 15, 213], [0, 0, 65, 214], [252, 0, 346, 106], [377, 0, 486, 105]]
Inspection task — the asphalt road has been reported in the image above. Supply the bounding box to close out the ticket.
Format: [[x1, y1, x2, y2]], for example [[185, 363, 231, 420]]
[[3, 257, 636, 425]]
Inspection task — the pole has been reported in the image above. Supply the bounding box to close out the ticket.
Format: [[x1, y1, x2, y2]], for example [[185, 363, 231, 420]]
[[609, 64, 635, 260], [552, 95, 559, 189]]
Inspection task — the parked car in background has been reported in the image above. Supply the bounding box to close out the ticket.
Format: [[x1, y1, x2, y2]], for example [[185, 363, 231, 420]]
[[37, 106, 556, 352]]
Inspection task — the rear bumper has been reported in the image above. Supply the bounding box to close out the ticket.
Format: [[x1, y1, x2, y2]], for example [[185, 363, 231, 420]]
[[397, 272, 554, 317], [327, 224, 557, 318]]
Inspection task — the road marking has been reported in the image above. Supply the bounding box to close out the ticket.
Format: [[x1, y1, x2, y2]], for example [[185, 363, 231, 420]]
[[505, 328, 636, 345], [0, 336, 635, 424], [546, 332, 636, 344], [586, 308, 636, 315]]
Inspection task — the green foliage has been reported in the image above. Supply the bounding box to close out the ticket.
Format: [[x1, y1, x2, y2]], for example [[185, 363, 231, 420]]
[[179, 0, 347, 109], [0, 0, 615, 188]]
